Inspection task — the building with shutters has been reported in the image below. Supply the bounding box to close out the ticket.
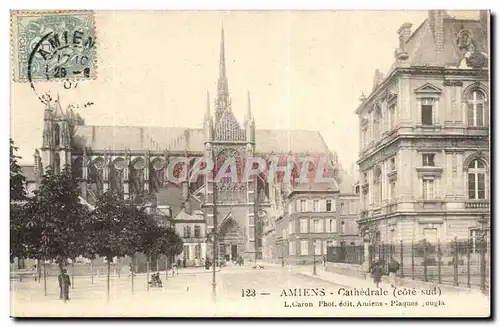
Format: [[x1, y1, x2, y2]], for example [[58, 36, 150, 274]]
[[355, 11, 490, 244], [275, 180, 340, 265]]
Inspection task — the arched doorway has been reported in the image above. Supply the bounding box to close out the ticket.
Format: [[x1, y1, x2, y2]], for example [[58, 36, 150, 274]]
[[218, 216, 243, 262]]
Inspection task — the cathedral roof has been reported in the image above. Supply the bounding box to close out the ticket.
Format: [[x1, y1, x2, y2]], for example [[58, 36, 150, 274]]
[[73, 125, 330, 154]]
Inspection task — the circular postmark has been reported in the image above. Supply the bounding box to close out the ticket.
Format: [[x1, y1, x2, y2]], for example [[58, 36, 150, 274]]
[[15, 12, 96, 104]]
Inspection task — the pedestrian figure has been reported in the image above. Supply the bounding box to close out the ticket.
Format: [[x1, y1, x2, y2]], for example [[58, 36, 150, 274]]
[[371, 261, 383, 288], [388, 258, 400, 288], [58, 269, 71, 303], [183, 257, 187, 268], [32, 265, 37, 282]]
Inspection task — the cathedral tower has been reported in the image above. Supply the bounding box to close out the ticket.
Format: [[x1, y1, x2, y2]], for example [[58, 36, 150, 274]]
[[40, 96, 72, 175]]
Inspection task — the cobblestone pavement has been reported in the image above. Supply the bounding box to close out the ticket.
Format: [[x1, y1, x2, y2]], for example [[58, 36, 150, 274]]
[[10, 264, 489, 317]]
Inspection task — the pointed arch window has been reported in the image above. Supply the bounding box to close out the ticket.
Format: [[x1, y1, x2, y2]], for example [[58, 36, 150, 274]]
[[468, 159, 487, 200], [466, 89, 488, 127], [54, 124, 61, 147]]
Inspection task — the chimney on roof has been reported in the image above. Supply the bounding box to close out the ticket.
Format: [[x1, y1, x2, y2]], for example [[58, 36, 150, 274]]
[[429, 10, 446, 52], [396, 22, 412, 61], [397, 22, 413, 47]]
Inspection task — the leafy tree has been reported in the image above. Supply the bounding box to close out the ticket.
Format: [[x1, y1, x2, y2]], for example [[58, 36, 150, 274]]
[[10, 138, 26, 201], [85, 191, 152, 300], [138, 220, 183, 288], [20, 166, 89, 294], [10, 203, 28, 263]]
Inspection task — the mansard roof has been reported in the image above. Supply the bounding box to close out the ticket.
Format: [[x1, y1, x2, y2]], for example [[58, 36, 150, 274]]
[[388, 13, 488, 72], [73, 125, 330, 154]]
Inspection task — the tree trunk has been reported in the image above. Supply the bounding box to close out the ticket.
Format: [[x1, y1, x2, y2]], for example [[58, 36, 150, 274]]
[[117, 259, 120, 278], [165, 255, 168, 280], [71, 258, 75, 289], [156, 259, 159, 272], [43, 260, 47, 296], [106, 258, 111, 303], [90, 261, 94, 284], [131, 255, 135, 295], [146, 257, 150, 292], [37, 259, 41, 283]]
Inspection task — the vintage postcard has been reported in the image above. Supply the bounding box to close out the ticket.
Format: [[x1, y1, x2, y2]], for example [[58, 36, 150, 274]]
[[9, 10, 490, 318]]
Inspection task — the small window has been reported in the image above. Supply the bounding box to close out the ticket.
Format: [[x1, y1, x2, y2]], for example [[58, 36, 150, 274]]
[[184, 226, 192, 238], [421, 99, 434, 125], [300, 219, 308, 233], [422, 154, 435, 167], [300, 240, 309, 255], [300, 200, 306, 212], [340, 203, 345, 214], [422, 177, 435, 200], [312, 200, 319, 212], [314, 240, 321, 255], [326, 199, 332, 212]]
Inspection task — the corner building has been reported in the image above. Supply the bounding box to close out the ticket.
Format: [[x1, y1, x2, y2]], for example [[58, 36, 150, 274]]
[[356, 11, 490, 243]]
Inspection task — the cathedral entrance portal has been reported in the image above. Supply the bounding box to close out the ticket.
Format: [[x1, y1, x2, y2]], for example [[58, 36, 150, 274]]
[[218, 215, 243, 262]]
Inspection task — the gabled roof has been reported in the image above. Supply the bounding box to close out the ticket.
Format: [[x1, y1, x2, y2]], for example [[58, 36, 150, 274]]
[[154, 183, 201, 219], [173, 208, 204, 221]]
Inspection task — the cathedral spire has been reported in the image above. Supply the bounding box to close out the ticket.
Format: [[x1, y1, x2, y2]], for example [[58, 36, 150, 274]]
[[215, 24, 230, 122], [205, 90, 211, 120], [219, 24, 227, 82], [245, 90, 253, 123]]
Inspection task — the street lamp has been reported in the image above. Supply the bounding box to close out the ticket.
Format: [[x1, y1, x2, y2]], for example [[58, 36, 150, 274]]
[[313, 240, 317, 275]]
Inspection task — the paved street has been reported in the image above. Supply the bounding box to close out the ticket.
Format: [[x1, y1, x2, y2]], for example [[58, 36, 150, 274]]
[[11, 264, 489, 317]]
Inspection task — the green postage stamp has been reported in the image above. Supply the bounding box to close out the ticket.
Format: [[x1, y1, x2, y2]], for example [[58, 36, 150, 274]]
[[11, 10, 96, 83]]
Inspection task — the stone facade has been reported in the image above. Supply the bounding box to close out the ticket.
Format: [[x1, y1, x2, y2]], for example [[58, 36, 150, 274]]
[[276, 184, 340, 265], [356, 11, 490, 244]]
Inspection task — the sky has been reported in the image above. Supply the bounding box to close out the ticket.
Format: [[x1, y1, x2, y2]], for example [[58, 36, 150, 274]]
[[11, 10, 430, 169]]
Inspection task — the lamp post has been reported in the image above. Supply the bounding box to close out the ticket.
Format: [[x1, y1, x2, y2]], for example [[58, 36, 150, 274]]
[[313, 240, 317, 275]]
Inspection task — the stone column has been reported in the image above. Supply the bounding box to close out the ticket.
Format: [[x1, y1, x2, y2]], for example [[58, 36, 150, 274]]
[[144, 154, 150, 193], [102, 153, 109, 193], [123, 152, 130, 200]]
